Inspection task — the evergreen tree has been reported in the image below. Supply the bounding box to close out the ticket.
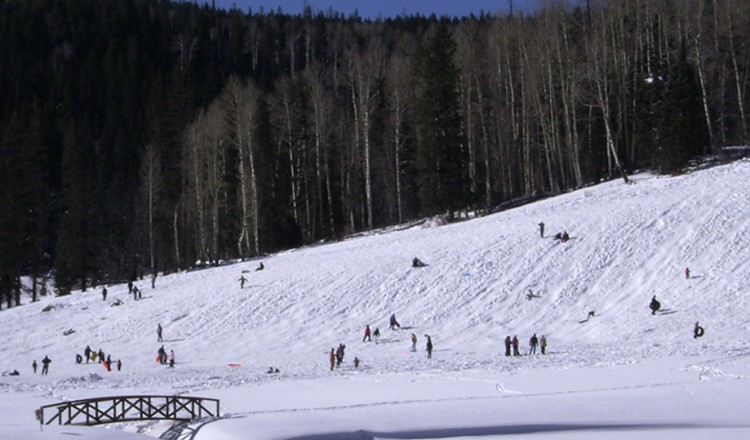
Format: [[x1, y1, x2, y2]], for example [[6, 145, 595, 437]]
[[655, 46, 707, 174], [255, 91, 303, 251], [415, 22, 467, 220], [0, 111, 23, 309], [54, 121, 93, 295]]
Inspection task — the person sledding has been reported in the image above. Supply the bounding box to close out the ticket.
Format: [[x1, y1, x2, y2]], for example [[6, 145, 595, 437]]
[[693, 322, 705, 339], [554, 231, 570, 242], [526, 289, 541, 300], [649, 295, 661, 315], [412, 257, 427, 268]]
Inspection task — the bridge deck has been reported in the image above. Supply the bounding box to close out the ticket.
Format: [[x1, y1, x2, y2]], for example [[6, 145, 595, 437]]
[[37, 395, 220, 426]]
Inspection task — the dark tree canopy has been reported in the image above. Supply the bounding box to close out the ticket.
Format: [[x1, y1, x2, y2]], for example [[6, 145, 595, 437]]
[[0, 0, 747, 307]]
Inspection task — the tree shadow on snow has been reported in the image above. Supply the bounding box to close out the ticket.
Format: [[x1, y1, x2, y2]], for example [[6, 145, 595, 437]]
[[283, 422, 740, 440]]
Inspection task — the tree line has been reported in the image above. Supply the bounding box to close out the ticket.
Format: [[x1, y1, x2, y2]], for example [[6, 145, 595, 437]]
[[0, 0, 747, 308]]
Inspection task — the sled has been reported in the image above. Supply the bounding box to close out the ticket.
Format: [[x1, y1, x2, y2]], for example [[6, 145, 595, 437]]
[[228, 363, 242, 368]]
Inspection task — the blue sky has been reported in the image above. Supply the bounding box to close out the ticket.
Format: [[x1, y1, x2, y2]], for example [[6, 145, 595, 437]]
[[198, 0, 535, 18]]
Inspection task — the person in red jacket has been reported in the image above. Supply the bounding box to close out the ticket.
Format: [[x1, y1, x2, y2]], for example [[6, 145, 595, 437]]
[[362, 325, 372, 342]]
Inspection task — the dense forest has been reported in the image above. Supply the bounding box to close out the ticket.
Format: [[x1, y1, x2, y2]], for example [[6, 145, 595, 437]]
[[0, 0, 748, 307]]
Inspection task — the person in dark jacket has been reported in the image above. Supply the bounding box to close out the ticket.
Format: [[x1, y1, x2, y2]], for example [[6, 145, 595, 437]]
[[512, 335, 520, 356], [540, 335, 548, 354], [41, 356, 51, 375], [336, 344, 345, 366], [538, 222, 545, 238], [504, 336, 512, 356], [389, 313, 400, 330], [425, 335, 433, 359], [84, 345, 92, 363], [32, 360, 37, 373], [529, 334, 539, 355], [650, 295, 661, 315]]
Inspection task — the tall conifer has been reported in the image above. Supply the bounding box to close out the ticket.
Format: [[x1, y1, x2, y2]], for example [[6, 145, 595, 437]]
[[415, 22, 467, 220]]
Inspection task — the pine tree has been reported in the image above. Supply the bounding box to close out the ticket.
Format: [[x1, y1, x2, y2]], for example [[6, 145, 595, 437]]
[[655, 46, 707, 174], [415, 22, 467, 220], [0, 111, 23, 309], [54, 121, 93, 295]]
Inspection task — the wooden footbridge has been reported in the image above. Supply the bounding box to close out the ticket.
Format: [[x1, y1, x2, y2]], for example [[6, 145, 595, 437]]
[[36, 395, 220, 426]]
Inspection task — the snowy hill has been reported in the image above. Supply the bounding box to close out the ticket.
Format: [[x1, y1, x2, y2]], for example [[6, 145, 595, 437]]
[[1, 159, 750, 439]]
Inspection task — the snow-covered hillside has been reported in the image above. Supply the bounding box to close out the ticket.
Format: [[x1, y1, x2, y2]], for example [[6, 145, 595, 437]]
[[1, 159, 750, 439]]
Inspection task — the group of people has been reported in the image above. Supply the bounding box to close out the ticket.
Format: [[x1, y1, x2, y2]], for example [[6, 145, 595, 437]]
[[82, 345, 121, 371], [329, 344, 348, 370], [31, 344, 123, 376], [157, 345, 176, 367], [155, 323, 177, 366], [238, 262, 266, 288], [504, 334, 547, 356], [103, 282, 144, 306], [127, 281, 142, 300], [30, 356, 52, 375]]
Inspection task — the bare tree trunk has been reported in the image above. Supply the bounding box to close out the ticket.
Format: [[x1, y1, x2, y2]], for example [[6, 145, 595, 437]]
[[727, 9, 749, 142], [173, 202, 181, 270], [587, 7, 630, 184]]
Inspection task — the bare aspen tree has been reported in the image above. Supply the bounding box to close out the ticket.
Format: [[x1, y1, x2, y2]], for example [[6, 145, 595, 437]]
[[223, 76, 258, 258], [555, 4, 583, 187], [183, 113, 208, 263], [347, 32, 384, 230], [139, 141, 163, 276], [204, 101, 228, 261], [303, 62, 335, 236], [386, 33, 417, 222], [688, 0, 716, 150], [275, 75, 304, 232], [725, 0, 749, 142], [488, 18, 519, 201], [585, 4, 630, 183]]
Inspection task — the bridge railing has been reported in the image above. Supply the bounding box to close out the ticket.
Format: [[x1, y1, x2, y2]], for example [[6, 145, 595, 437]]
[[37, 395, 220, 426]]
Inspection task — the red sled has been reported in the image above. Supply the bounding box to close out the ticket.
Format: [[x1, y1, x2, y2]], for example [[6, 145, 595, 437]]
[[228, 363, 241, 368]]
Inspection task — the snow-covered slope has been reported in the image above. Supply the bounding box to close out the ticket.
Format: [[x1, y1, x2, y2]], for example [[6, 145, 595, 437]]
[[1, 159, 749, 439]]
